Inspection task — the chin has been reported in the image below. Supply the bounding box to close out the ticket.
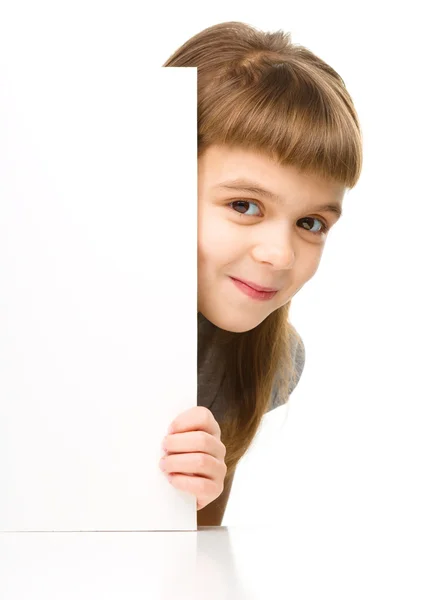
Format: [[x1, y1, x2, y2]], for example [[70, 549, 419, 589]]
[[206, 311, 265, 334]]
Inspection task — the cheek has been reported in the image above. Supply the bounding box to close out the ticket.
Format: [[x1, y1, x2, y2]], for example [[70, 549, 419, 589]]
[[299, 253, 322, 283], [198, 212, 235, 265], [198, 234, 233, 269]]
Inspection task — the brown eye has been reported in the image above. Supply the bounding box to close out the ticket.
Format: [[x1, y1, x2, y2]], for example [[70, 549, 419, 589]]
[[228, 200, 262, 216], [298, 217, 329, 235]]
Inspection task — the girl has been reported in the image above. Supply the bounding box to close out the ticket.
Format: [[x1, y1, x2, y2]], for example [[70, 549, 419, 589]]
[[158, 21, 363, 526]]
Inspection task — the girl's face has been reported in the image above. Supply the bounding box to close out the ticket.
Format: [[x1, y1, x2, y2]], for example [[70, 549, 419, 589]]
[[198, 144, 346, 333]]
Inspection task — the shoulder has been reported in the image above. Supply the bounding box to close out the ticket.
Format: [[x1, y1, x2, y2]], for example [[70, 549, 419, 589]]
[[268, 327, 306, 412]]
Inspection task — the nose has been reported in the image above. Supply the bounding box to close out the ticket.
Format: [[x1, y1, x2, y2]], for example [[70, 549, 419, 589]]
[[251, 231, 295, 270]]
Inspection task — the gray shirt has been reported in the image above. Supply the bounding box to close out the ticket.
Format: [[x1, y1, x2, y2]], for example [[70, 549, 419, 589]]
[[197, 311, 305, 421]]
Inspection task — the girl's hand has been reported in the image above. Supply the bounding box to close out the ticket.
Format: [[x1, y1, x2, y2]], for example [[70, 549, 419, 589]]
[[159, 406, 227, 510]]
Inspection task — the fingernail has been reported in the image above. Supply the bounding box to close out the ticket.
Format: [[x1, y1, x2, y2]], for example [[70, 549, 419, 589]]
[[168, 424, 174, 434]]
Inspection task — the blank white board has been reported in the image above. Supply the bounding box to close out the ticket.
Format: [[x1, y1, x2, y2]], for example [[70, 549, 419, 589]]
[[0, 43, 198, 531]]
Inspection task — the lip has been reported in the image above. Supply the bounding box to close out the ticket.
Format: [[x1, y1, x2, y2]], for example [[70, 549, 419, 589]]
[[230, 277, 278, 292], [230, 277, 278, 301]]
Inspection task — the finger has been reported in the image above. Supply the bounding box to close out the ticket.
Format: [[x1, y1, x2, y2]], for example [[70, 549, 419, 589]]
[[168, 473, 220, 509], [168, 406, 221, 439], [163, 431, 226, 461], [161, 452, 226, 480]]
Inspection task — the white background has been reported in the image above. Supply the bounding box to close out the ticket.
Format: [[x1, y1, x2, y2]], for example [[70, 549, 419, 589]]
[[0, 0, 424, 583]]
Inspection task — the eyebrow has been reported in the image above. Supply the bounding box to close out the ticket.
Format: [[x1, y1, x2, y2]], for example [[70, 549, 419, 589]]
[[215, 178, 343, 220]]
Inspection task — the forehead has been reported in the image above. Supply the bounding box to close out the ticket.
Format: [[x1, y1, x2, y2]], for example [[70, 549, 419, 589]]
[[198, 144, 346, 207]]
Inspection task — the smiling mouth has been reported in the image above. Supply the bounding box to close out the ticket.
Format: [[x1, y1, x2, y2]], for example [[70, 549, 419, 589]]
[[230, 277, 279, 292], [229, 277, 278, 301]]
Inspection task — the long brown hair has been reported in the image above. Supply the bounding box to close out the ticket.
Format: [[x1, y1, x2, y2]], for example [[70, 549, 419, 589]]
[[163, 21, 363, 478]]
